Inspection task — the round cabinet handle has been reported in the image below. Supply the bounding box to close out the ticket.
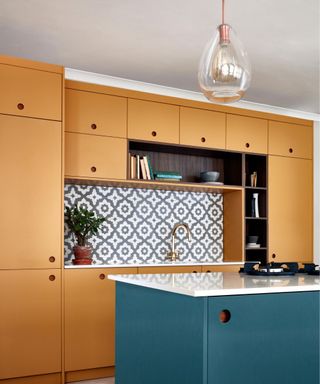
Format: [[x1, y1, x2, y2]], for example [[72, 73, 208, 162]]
[[272, 253, 276, 259], [192, 270, 198, 274], [201, 137, 206, 143], [17, 103, 25, 110], [219, 309, 231, 323], [245, 142, 250, 148], [151, 131, 157, 137], [49, 256, 55, 263], [206, 270, 211, 273], [91, 166, 97, 173], [91, 123, 97, 130], [99, 273, 105, 280], [289, 148, 293, 153], [49, 275, 56, 281]]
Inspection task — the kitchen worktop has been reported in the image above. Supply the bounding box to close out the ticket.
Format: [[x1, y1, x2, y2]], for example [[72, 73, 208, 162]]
[[64, 261, 244, 269], [108, 272, 320, 297]]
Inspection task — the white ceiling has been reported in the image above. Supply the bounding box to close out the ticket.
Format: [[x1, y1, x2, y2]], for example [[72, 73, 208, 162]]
[[0, 0, 319, 115]]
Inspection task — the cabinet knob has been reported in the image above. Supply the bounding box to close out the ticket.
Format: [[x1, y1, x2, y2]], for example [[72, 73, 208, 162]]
[[272, 253, 276, 259], [91, 166, 97, 172], [245, 142, 250, 148], [206, 270, 211, 273], [151, 131, 157, 137], [91, 123, 97, 130], [219, 309, 231, 323], [201, 137, 206, 143], [289, 148, 293, 153], [17, 103, 25, 110], [99, 273, 105, 280], [49, 275, 56, 281], [192, 270, 198, 273], [49, 256, 55, 263]]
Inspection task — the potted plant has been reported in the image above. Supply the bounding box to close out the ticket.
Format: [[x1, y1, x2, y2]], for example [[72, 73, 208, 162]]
[[65, 205, 106, 265]]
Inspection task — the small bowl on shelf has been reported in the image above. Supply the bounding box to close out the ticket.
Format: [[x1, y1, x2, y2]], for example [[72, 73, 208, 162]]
[[200, 171, 220, 183], [247, 235, 259, 244]]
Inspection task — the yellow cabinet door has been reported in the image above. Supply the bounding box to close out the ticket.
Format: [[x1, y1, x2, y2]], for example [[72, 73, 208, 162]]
[[269, 121, 313, 159], [138, 266, 202, 274], [0, 64, 62, 121], [226, 114, 268, 154], [0, 115, 62, 269], [201, 265, 241, 273], [180, 107, 226, 149], [65, 133, 127, 180], [64, 268, 137, 372], [128, 99, 179, 143], [0, 270, 61, 379], [65, 89, 127, 138], [268, 156, 313, 263]]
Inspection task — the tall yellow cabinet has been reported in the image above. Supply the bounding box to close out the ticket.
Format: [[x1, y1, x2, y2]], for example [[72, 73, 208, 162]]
[[0, 56, 63, 383]]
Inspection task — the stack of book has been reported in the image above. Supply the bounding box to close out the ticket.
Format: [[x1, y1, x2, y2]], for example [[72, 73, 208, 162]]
[[130, 154, 154, 180], [153, 171, 182, 182]]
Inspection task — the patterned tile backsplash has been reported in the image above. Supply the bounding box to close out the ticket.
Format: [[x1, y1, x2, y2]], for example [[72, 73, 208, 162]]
[[64, 184, 224, 264]]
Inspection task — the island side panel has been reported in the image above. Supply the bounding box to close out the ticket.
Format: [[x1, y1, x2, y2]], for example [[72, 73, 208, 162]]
[[207, 291, 320, 384], [115, 282, 208, 384]]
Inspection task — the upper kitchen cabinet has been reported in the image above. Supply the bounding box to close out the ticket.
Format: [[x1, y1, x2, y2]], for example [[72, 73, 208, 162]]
[[180, 107, 226, 149], [0, 115, 62, 269], [0, 62, 62, 121], [65, 132, 127, 180], [269, 121, 313, 159], [128, 99, 179, 144], [268, 156, 313, 263], [65, 89, 127, 138], [226, 114, 268, 154]]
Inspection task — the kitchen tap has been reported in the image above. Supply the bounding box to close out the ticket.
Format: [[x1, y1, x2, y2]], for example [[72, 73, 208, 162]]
[[166, 223, 191, 262]]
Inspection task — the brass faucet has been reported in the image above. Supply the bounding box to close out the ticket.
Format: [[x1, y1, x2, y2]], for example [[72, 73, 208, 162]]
[[166, 223, 191, 262]]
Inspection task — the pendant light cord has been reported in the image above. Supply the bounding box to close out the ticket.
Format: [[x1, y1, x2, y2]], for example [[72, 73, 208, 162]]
[[222, 0, 225, 24]]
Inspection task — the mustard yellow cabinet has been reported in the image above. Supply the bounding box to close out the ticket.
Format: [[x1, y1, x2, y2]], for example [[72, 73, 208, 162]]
[[180, 107, 226, 149], [269, 121, 313, 159], [226, 114, 268, 154], [65, 89, 127, 138], [65, 132, 127, 180], [64, 268, 137, 372], [138, 266, 202, 274], [128, 99, 179, 144], [0, 115, 62, 269], [0, 270, 61, 380], [0, 62, 62, 121], [268, 156, 313, 263], [201, 265, 241, 273]]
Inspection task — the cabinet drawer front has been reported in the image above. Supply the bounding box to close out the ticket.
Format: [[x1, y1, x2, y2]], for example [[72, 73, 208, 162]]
[[0, 115, 62, 269], [65, 89, 127, 138], [65, 133, 127, 179], [138, 266, 202, 274], [269, 121, 313, 159], [65, 268, 137, 371], [226, 115, 268, 154], [0, 270, 62, 379], [201, 265, 241, 273], [0, 64, 62, 120], [180, 107, 226, 149], [128, 99, 179, 143]]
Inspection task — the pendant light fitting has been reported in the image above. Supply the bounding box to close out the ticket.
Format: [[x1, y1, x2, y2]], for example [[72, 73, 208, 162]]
[[198, 0, 251, 103]]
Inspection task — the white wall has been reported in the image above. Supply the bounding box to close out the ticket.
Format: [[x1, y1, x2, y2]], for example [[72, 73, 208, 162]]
[[314, 121, 320, 264]]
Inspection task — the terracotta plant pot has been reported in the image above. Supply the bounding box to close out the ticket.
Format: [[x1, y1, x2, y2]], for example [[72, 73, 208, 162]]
[[73, 245, 92, 265]]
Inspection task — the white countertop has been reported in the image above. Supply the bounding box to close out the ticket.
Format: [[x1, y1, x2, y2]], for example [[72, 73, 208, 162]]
[[108, 272, 320, 297], [64, 261, 244, 269]]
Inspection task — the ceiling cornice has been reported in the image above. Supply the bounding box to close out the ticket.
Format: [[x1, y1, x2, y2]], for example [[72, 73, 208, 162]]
[[65, 68, 320, 122]]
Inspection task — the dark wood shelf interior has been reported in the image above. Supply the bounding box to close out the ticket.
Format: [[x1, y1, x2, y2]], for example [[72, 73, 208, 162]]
[[245, 154, 267, 188], [129, 141, 242, 186]]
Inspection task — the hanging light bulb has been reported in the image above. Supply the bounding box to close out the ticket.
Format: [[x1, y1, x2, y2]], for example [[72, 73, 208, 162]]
[[198, 0, 251, 103]]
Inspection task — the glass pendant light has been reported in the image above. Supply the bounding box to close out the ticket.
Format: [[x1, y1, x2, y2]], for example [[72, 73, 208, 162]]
[[198, 0, 251, 103]]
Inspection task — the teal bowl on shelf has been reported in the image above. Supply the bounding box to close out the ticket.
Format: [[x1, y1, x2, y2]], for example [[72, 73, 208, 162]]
[[200, 171, 220, 182]]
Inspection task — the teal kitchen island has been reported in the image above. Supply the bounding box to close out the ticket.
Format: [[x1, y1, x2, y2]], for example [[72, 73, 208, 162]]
[[108, 272, 320, 384]]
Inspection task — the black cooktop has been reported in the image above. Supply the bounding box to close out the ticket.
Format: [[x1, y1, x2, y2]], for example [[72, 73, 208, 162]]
[[240, 262, 320, 276]]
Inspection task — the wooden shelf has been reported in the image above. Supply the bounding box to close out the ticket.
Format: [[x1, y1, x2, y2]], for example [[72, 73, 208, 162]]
[[245, 247, 267, 251], [65, 177, 243, 194], [245, 217, 267, 220], [245, 186, 267, 190]]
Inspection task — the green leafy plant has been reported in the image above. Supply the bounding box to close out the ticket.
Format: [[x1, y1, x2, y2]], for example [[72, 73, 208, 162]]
[[65, 205, 106, 247]]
